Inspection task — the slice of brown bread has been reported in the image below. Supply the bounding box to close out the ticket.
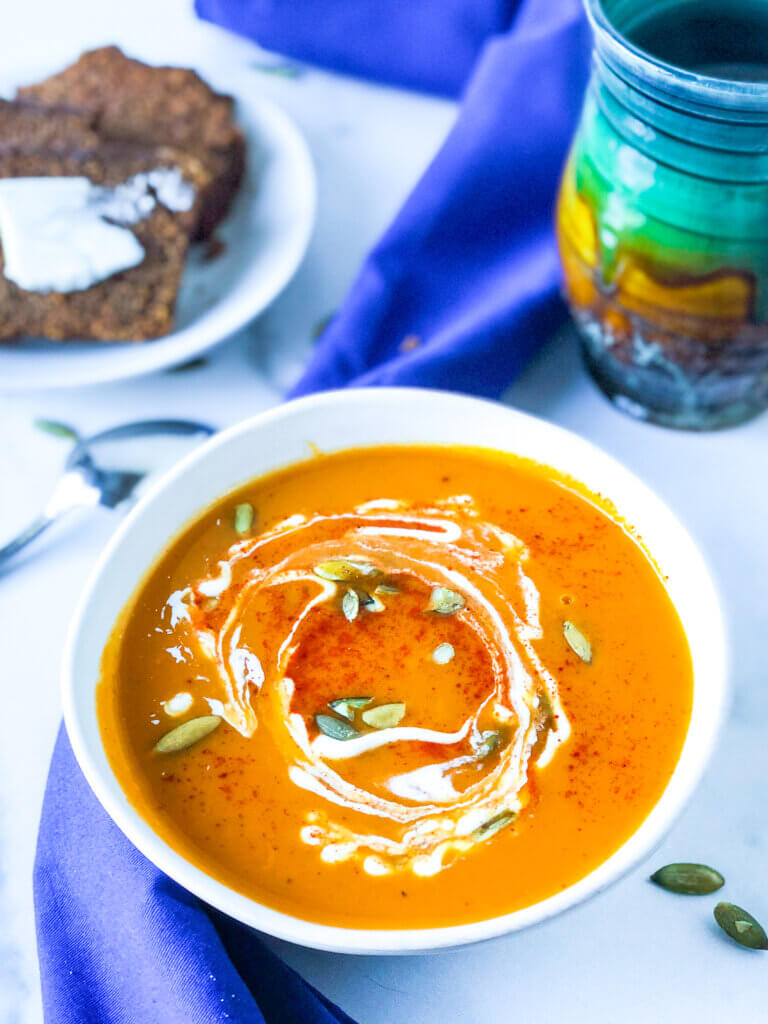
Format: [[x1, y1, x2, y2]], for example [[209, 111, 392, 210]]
[[18, 46, 245, 239], [0, 99, 100, 150], [0, 143, 212, 342]]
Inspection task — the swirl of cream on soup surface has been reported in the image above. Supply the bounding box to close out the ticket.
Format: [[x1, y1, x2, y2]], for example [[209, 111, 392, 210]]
[[164, 496, 571, 877]]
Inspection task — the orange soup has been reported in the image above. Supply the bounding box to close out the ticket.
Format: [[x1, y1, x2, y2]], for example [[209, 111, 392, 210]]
[[98, 445, 693, 928]]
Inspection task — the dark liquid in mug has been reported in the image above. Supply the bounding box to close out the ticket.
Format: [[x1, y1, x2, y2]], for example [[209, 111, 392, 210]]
[[624, 0, 768, 80]]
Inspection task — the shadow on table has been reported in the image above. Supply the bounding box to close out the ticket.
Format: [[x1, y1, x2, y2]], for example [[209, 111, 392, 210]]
[[501, 323, 584, 419]]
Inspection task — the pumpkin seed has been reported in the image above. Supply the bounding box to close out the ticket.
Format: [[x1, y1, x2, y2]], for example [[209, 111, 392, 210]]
[[432, 642, 455, 664], [375, 584, 399, 595], [34, 418, 79, 441], [425, 587, 465, 615], [474, 811, 515, 842], [342, 589, 360, 621], [650, 863, 725, 895], [362, 703, 406, 729], [535, 691, 554, 729], [563, 620, 592, 663], [234, 502, 255, 535], [251, 61, 304, 79], [714, 903, 768, 950], [474, 730, 501, 759], [313, 559, 379, 583], [154, 715, 221, 753], [329, 697, 373, 720], [315, 714, 359, 741]]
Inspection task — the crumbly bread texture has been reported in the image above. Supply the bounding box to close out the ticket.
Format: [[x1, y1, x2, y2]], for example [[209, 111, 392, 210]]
[[0, 99, 100, 150], [18, 46, 245, 239], [0, 145, 212, 342]]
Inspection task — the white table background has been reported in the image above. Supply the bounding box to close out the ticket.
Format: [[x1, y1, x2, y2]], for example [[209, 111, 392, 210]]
[[1, 2, 766, 1021]]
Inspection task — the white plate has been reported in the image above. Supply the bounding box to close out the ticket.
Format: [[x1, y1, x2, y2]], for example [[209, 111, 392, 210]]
[[0, 86, 316, 391], [63, 389, 728, 954]]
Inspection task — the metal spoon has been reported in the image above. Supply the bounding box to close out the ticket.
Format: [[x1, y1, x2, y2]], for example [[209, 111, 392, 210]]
[[0, 418, 214, 570]]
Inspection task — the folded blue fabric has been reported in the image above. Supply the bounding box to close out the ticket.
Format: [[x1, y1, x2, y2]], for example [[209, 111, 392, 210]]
[[197, 0, 519, 96], [35, 3, 589, 1021], [291, 0, 589, 398], [36, 729, 356, 1023]]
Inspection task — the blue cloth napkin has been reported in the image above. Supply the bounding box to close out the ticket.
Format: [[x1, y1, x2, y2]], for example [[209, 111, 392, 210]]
[[198, 0, 519, 97], [35, 3, 589, 1021]]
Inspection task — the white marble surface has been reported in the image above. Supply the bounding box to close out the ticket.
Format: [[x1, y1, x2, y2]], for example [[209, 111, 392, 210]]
[[1, 2, 767, 1021]]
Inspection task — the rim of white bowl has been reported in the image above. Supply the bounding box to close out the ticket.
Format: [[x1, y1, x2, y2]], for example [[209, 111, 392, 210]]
[[63, 388, 728, 954]]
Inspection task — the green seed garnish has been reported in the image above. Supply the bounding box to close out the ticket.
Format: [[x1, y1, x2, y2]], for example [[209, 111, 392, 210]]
[[650, 863, 725, 895], [154, 715, 221, 753], [342, 589, 360, 621], [474, 811, 515, 842], [314, 559, 380, 583], [714, 903, 768, 950], [475, 730, 501, 759], [252, 61, 304, 79], [362, 703, 406, 729], [425, 587, 465, 615], [329, 697, 373, 720], [563, 620, 592, 663], [34, 418, 79, 441], [535, 691, 555, 729], [315, 714, 359, 740], [234, 502, 255, 534]]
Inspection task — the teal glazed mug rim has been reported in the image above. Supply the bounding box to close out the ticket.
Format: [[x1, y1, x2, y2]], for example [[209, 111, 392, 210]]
[[584, 0, 768, 113]]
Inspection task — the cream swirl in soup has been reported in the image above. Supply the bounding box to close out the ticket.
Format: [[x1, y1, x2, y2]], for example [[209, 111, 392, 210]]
[[165, 496, 571, 877]]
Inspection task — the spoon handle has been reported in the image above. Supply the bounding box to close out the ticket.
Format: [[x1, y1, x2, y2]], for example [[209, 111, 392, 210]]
[[0, 513, 56, 568], [0, 469, 102, 571]]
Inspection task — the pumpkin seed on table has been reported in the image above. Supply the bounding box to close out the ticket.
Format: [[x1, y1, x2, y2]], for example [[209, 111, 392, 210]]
[[425, 587, 465, 615], [563, 620, 592, 663], [234, 502, 255, 535], [314, 559, 380, 583], [252, 61, 304, 79], [34, 418, 79, 441], [329, 697, 372, 720], [714, 902, 768, 950], [315, 714, 360, 740], [362, 703, 406, 729], [154, 715, 221, 753], [342, 589, 360, 621], [650, 863, 725, 895], [474, 811, 515, 841]]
